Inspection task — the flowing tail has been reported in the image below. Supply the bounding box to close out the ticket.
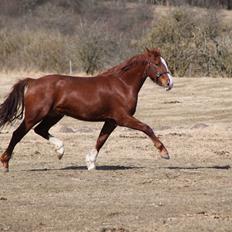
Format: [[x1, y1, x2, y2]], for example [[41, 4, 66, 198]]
[[0, 78, 31, 128]]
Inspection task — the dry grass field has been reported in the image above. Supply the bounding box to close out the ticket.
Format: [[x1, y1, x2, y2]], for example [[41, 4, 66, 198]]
[[0, 74, 232, 232]]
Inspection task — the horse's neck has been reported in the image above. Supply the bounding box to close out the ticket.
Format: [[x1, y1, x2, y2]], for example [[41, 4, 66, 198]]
[[119, 64, 147, 94]]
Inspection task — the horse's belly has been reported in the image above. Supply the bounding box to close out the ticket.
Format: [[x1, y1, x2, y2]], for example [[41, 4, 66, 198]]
[[56, 99, 109, 122]]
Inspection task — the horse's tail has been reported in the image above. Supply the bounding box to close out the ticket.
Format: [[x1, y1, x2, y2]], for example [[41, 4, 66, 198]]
[[0, 78, 32, 128]]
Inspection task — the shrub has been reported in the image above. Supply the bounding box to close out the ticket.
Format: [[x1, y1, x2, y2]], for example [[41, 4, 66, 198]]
[[0, 29, 70, 73], [1, 2, 231, 77], [140, 7, 232, 77], [0, 1, 153, 74]]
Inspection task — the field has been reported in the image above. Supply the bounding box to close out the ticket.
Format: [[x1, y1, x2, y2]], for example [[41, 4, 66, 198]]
[[0, 74, 232, 232]]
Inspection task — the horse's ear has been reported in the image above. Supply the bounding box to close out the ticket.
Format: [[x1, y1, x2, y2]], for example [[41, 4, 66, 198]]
[[145, 47, 152, 56], [145, 47, 151, 53], [145, 47, 161, 57], [145, 47, 153, 58], [153, 48, 161, 57]]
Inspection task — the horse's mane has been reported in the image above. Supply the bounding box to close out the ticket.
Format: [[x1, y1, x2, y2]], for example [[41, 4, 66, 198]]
[[98, 53, 149, 77]]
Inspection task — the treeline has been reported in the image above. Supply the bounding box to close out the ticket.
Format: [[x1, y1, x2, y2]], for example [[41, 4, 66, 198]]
[[0, 0, 232, 76]]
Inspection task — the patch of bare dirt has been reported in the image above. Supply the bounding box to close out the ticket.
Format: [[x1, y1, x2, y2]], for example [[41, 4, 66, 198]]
[[1, 76, 232, 231]]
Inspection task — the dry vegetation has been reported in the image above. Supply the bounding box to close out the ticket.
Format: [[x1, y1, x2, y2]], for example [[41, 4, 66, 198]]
[[1, 1, 232, 232], [141, 7, 232, 77], [0, 75, 232, 231], [0, 0, 153, 74], [0, 0, 232, 76]]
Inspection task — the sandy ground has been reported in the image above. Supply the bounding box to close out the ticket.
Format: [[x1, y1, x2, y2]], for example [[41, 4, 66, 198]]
[[0, 74, 232, 232]]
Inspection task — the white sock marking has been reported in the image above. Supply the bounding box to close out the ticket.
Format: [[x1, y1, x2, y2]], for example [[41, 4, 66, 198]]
[[86, 149, 98, 170], [49, 135, 64, 159]]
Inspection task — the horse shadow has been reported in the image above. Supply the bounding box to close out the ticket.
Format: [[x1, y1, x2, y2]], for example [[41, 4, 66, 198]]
[[27, 165, 143, 172], [160, 165, 231, 170], [25, 164, 231, 172]]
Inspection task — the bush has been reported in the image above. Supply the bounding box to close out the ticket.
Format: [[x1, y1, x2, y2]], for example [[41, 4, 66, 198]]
[[75, 21, 118, 74], [1, 2, 232, 77], [0, 1, 153, 74], [140, 7, 232, 77], [0, 29, 70, 73]]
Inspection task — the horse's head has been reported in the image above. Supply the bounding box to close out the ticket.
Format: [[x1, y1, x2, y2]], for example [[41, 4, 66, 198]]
[[145, 48, 173, 91]]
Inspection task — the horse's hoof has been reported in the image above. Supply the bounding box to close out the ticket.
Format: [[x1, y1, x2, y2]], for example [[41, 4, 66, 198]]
[[57, 154, 63, 160], [3, 167, 9, 173], [1, 160, 9, 172], [160, 152, 170, 160], [87, 163, 96, 171], [86, 149, 98, 171]]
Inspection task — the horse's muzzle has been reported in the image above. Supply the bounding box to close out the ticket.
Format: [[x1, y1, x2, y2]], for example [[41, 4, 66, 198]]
[[166, 74, 173, 91]]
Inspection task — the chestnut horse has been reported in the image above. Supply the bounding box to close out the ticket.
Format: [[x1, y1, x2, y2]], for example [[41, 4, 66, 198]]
[[0, 48, 173, 172]]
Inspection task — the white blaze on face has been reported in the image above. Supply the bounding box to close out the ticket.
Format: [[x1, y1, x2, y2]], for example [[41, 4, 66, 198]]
[[160, 57, 173, 90]]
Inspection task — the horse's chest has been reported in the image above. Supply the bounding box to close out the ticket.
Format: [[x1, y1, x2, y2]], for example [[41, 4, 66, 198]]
[[122, 94, 138, 115]]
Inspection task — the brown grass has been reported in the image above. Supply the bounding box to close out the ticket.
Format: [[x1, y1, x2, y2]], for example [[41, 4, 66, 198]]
[[0, 75, 232, 231]]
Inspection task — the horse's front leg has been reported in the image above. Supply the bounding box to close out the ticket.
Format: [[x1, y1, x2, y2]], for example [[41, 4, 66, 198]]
[[86, 120, 117, 170], [116, 115, 169, 159]]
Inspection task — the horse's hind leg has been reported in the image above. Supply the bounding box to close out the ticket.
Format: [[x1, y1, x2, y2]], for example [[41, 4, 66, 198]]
[[34, 115, 64, 159], [0, 120, 33, 172], [86, 120, 117, 170]]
